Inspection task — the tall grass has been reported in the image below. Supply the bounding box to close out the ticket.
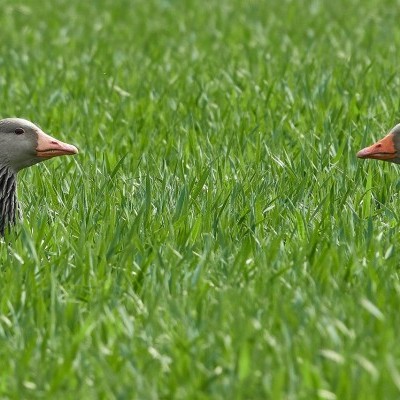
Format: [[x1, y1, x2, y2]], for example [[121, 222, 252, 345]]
[[0, 0, 400, 398]]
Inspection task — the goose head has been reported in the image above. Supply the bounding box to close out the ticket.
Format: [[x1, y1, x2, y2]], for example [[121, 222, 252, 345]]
[[357, 124, 400, 164], [0, 118, 78, 235], [0, 118, 78, 172]]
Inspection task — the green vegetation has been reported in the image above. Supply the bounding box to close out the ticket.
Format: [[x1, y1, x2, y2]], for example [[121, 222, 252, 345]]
[[0, 0, 400, 398]]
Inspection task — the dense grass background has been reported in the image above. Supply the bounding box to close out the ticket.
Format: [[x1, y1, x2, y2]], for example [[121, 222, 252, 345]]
[[0, 0, 400, 398]]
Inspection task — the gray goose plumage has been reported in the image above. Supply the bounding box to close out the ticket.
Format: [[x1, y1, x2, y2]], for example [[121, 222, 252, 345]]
[[0, 118, 78, 235]]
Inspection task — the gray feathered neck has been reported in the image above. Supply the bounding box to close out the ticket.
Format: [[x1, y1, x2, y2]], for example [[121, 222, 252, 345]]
[[0, 165, 17, 235], [0, 118, 78, 235]]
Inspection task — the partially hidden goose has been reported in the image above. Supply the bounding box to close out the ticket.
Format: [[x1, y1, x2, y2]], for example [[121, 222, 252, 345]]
[[0, 118, 78, 235], [357, 124, 400, 163]]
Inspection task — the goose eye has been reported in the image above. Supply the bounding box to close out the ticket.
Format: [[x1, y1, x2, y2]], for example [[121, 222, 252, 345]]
[[14, 128, 24, 135]]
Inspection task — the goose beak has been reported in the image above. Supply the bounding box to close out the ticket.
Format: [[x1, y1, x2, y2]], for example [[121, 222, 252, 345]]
[[357, 133, 397, 161], [36, 130, 78, 158]]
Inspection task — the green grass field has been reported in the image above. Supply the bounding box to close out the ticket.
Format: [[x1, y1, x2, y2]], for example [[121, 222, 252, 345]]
[[1, 0, 400, 398]]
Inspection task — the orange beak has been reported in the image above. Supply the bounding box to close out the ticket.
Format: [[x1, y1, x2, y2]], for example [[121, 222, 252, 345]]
[[357, 133, 397, 161], [36, 130, 78, 158]]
